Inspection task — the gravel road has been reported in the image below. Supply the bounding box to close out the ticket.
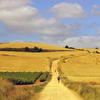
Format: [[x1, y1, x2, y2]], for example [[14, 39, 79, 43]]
[[38, 60, 81, 100]]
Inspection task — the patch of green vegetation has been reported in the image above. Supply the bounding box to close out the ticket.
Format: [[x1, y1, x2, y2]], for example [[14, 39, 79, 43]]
[[39, 71, 49, 82], [0, 71, 43, 85]]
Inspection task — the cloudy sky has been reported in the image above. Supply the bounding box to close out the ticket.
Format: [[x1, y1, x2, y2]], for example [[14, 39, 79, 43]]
[[0, 0, 100, 48]]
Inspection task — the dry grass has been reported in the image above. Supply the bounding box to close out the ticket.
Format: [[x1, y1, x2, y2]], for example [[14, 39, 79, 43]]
[[0, 78, 34, 100], [66, 76, 100, 85]]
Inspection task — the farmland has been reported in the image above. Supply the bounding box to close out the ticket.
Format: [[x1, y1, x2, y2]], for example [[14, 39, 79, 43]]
[[1, 42, 100, 100], [0, 71, 42, 85], [0, 43, 99, 83], [57, 51, 100, 100], [60, 53, 100, 84], [0, 49, 87, 72]]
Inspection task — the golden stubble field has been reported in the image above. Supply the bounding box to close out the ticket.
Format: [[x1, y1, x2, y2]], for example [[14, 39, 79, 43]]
[[61, 53, 100, 84], [0, 50, 87, 72], [0, 42, 72, 72]]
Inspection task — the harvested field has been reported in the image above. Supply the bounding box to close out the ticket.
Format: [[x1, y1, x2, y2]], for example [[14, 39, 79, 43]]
[[61, 53, 100, 83], [77, 48, 100, 53], [0, 52, 49, 72], [0, 50, 88, 72]]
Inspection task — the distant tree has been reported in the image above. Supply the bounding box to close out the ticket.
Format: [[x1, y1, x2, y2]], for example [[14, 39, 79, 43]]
[[69, 47, 75, 49], [25, 47, 29, 51], [39, 48, 43, 52], [34, 46, 39, 52], [95, 47, 99, 49], [65, 45, 69, 48]]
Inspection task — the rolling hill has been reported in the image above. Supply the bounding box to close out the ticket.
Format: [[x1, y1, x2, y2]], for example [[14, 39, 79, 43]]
[[0, 42, 70, 51]]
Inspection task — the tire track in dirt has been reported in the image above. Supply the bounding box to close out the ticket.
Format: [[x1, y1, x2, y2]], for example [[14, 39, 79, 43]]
[[38, 60, 81, 100]]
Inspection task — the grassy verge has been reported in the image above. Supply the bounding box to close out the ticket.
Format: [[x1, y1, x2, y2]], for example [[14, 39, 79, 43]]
[[57, 58, 100, 100], [0, 78, 34, 100], [61, 77, 100, 100]]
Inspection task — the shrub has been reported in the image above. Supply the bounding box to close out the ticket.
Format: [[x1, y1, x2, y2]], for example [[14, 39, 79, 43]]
[[24, 47, 29, 51], [39, 71, 49, 82], [65, 45, 69, 48]]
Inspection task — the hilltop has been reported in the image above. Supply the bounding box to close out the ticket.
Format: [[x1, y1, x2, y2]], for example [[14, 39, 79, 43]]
[[0, 42, 71, 51]]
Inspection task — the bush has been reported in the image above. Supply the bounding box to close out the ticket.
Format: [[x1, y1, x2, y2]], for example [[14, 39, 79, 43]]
[[24, 47, 29, 51], [65, 45, 69, 48], [39, 71, 49, 82]]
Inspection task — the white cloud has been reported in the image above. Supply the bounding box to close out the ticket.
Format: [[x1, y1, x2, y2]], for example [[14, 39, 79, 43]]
[[58, 36, 100, 48], [49, 2, 86, 18], [0, 0, 75, 36], [31, 36, 100, 49], [0, 0, 33, 10], [0, 0, 84, 37], [91, 5, 100, 16]]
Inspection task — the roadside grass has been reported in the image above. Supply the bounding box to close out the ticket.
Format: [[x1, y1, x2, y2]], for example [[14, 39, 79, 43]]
[[0, 78, 34, 100], [57, 57, 100, 100], [61, 77, 100, 100]]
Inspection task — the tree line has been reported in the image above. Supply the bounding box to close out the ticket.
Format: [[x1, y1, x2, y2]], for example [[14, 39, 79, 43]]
[[0, 46, 44, 52]]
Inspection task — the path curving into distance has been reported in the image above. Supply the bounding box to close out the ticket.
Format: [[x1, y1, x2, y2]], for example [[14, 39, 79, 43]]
[[38, 60, 81, 100]]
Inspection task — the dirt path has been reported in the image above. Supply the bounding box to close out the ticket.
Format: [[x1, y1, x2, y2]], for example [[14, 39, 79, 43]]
[[38, 60, 81, 100]]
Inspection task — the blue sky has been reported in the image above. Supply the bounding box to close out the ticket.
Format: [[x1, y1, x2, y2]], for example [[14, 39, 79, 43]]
[[0, 0, 100, 48]]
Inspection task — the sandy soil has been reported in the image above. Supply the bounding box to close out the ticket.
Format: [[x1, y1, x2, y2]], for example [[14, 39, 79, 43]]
[[38, 60, 81, 100]]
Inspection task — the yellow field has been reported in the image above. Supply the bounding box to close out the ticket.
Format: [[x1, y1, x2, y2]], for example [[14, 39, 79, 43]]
[[0, 42, 69, 50], [61, 53, 100, 83], [0, 52, 49, 72], [1, 42, 100, 84], [0, 50, 88, 72], [77, 48, 100, 53]]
